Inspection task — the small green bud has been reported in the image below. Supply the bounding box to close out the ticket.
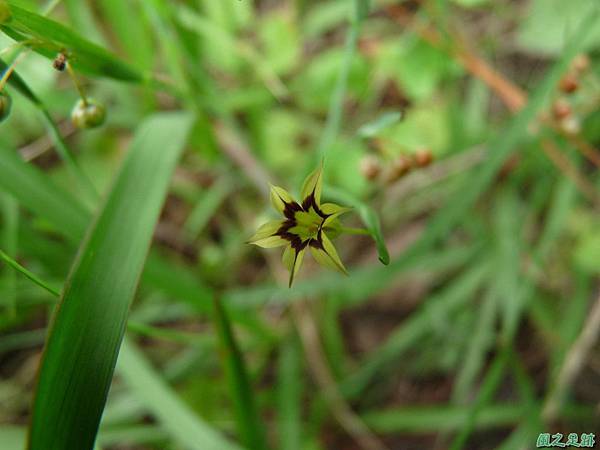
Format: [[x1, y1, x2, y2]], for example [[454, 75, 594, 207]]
[[0, 1, 11, 23], [0, 92, 12, 123], [71, 98, 106, 129]]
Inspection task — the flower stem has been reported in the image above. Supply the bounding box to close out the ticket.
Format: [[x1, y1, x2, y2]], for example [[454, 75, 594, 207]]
[[340, 227, 370, 236], [66, 63, 88, 105], [0, 249, 60, 298]]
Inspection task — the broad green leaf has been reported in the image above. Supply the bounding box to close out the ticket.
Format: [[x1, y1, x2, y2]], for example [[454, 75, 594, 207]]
[[0, 425, 169, 450], [2, 2, 144, 81], [28, 112, 193, 450], [97, 0, 154, 69]]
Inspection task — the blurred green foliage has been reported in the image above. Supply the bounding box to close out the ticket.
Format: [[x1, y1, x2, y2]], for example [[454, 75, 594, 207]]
[[0, 0, 599, 449]]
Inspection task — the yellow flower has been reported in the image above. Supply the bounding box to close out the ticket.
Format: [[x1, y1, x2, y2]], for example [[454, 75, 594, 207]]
[[248, 165, 351, 287]]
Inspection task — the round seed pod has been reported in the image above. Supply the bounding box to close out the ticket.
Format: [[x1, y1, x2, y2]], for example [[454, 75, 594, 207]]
[[559, 73, 578, 94], [71, 98, 106, 129], [560, 116, 581, 135], [359, 155, 381, 180], [0, 1, 11, 23], [552, 98, 571, 121], [571, 54, 590, 74], [0, 91, 12, 123], [414, 148, 433, 167], [386, 154, 412, 182]]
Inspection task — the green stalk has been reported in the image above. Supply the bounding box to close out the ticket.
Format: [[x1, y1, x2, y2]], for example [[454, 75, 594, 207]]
[[213, 297, 270, 450], [0, 248, 60, 297], [1, 194, 18, 317]]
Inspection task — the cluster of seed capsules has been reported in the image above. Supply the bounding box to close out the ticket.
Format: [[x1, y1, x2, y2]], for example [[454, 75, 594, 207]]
[[551, 54, 591, 134], [0, 46, 106, 129], [360, 147, 434, 183]]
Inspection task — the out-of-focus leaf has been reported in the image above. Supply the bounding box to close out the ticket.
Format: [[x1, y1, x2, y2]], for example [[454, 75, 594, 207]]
[[517, 0, 600, 55], [451, 0, 489, 7], [2, 2, 144, 81], [357, 112, 402, 138], [212, 298, 269, 450], [0, 57, 41, 105], [117, 338, 244, 450]]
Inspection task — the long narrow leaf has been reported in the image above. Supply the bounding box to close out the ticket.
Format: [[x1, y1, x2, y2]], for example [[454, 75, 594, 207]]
[[2, 2, 144, 82], [213, 297, 269, 450], [27, 112, 193, 450], [117, 338, 244, 450]]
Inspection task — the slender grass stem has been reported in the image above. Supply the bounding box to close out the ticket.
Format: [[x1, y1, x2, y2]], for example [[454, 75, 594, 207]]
[[1, 195, 18, 317], [0, 249, 61, 298], [316, 0, 365, 164], [339, 227, 370, 236]]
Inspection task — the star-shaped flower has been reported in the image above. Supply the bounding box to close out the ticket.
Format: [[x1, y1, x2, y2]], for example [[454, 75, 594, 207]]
[[248, 165, 351, 287]]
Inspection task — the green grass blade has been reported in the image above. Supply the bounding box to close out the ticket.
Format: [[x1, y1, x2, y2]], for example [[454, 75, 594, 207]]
[[277, 334, 303, 450], [315, 0, 364, 161], [2, 2, 144, 82], [362, 402, 592, 434], [340, 260, 489, 399], [212, 297, 269, 450], [0, 248, 60, 297], [451, 289, 497, 403], [0, 145, 89, 241], [449, 349, 510, 450], [97, 0, 154, 69], [27, 112, 193, 450], [1, 194, 18, 317], [117, 338, 244, 450], [1, 424, 170, 449], [0, 255, 236, 450]]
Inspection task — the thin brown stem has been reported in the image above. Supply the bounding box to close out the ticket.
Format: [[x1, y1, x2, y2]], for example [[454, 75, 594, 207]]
[[291, 299, 390, 450], [542, 290, 600, 421]]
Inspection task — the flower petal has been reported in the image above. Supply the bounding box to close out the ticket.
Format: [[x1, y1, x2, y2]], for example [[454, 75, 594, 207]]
[[310, 231, 348, 275], [248, 220, 288, 247], [283, 245, 306, 287], [248, 220, 284, 242], [321, 202, 352, 226], [270, 184, 295, 214], [300, 164, 323, 207], [250, 235, 288, 248]]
